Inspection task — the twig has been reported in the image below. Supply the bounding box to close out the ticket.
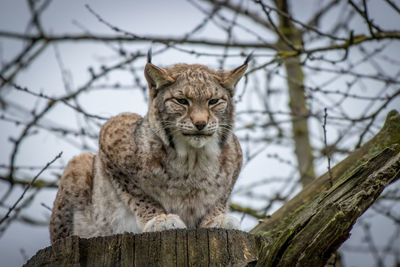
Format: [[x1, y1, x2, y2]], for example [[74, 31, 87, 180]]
[[41, 202, 52, 212], [323, 108, 333, 187], [0, 152, 62, 225]]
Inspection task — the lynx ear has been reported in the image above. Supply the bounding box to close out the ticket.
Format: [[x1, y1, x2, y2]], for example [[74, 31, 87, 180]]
[[220, 64, 247, 95], [220, 54, 251, 95], [144, 63, 175, 90]]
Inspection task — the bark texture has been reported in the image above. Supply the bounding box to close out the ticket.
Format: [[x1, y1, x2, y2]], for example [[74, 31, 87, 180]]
[[24, 229, 263, 267], [250, 110, 400, 266], [25, 111, 400, 267], [251, 110, 400, 233]]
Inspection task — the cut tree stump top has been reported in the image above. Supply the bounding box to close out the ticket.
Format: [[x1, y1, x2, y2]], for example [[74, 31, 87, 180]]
[[24, 229, 264, 267]]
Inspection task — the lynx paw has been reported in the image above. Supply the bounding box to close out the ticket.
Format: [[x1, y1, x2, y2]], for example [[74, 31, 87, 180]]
[[143, 214, 187, 232], [202, 214, 240, 229]]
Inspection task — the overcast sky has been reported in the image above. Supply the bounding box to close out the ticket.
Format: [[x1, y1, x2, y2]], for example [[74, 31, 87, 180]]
[[0, 1, 399, 266]]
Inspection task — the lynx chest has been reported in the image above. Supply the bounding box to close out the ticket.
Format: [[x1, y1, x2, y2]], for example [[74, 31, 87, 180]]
[[139, 149, 231, 227]]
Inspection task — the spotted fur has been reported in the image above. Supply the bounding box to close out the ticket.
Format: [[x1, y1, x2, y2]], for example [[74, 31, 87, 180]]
[[49, 61, 247, 243]]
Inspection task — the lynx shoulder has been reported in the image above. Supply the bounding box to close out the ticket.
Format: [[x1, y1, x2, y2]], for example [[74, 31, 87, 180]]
[[49, 56, 248, 243]]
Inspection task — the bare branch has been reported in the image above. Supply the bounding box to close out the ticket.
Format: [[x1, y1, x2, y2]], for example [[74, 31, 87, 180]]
[[0, 152, 62, 225]]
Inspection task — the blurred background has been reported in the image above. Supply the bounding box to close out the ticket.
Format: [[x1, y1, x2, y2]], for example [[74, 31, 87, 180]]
[[0, 0, 399, 266]]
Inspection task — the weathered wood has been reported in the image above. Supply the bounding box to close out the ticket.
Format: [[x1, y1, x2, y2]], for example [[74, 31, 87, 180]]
[[251, 110, 400, 266], [24, 235, 81, 267], [24, 229, 263, 267], [258, 146, 399, 266], [251, 110, 400, 234]]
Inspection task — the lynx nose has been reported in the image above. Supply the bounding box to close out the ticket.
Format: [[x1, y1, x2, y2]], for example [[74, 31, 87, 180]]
[[194, 120, 207, 130]]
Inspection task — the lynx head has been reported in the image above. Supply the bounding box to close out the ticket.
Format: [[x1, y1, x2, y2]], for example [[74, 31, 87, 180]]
[[144, 56, 248, 154]]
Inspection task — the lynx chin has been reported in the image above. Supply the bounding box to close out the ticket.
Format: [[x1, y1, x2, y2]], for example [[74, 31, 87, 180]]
[[49, 53, 249, 243]]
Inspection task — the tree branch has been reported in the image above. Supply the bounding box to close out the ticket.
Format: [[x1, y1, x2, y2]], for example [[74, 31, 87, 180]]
[[0, 152, 62, 225], [251, 110, 400, 266]]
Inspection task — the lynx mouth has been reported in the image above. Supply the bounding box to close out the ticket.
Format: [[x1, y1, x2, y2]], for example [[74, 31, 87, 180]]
[[182, 133, 213, 137]]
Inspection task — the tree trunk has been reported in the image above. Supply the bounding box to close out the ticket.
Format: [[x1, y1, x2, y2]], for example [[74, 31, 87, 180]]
[[275, 0, 316, 186], [25, 110, 400, 266], [251, 110, 400, 234], [24, 229, 263, 267]]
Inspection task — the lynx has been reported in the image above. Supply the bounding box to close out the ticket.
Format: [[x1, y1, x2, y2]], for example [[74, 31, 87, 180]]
[[49, 52, 249, 243]]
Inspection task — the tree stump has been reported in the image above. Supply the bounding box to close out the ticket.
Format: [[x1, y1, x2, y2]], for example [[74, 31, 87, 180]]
[[24, 229, 264, 266]]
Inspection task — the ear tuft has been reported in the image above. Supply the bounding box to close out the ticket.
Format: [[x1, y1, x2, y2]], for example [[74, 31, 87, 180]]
[[147, 48, 152, 63], [144, 63, 175, 90], [220, 63, 248, 95], [243, 51, 254, 65]]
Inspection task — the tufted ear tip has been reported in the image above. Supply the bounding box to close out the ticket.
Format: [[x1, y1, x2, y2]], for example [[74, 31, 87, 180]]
[[243, 51, 254, 65], [220, 63, 248, 95], [147, 48, 152, 63]]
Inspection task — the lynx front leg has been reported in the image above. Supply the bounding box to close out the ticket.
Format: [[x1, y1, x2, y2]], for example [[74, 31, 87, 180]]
[[201, 214, 239, 229], [130, 192, 186, 232], [143, 214, 186, 232], [200, 202, 239, 229], [130, 194, 187, 232], [108, 177, 186, 232], [98, 153, 187, 233]]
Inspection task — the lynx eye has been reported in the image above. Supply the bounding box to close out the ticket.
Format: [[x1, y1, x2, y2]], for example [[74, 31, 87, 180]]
[[208, 98, 219, 105], [175, 98, 189, 105]]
